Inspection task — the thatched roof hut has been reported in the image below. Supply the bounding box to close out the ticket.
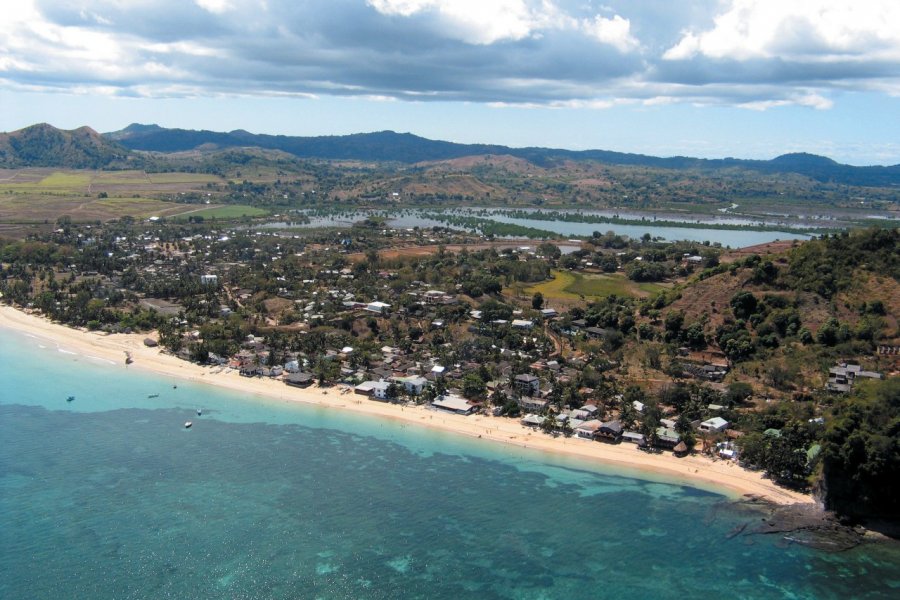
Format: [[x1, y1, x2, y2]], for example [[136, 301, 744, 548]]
[[673, 441, 689, 457]]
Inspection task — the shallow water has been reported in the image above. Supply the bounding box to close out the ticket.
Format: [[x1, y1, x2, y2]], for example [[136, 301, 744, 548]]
[[259, 208, 810, 246], [1, 328, 898, 599]]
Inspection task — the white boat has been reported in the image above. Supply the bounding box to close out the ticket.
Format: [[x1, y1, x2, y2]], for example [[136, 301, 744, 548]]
[[184, 421, 192, 429]]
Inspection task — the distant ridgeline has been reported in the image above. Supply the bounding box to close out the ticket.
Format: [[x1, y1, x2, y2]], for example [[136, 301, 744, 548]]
[[1, 122, 899, 187]]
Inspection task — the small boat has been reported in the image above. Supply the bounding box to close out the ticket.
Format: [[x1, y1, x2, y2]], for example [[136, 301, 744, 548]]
[[66, 395, 75, 402], [148, 394, 159, 399], [196, 408, 202, 416], [184, 421, 192, 429]]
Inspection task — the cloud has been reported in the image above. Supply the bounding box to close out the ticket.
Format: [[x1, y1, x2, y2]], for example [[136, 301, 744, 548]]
[[665, 0, 900, 62], [367, 0, 547, 44], [580, 15, 639, 53], [0, 0, 897, 112], [195, 0, 234, 14]]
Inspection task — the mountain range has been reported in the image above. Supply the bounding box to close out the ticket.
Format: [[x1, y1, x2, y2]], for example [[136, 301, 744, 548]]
[[2, 122, 899, 187]]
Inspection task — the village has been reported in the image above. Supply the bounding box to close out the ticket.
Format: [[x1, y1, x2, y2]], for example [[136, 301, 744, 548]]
[[2, 216, 894, 492]]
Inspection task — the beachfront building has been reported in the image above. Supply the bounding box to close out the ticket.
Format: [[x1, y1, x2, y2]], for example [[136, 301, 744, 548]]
[[574, 420, 602, 439], [655, 427, 682, 449], [284, 372, 315, 387], [622, 431, 645, 445], [431, 394, 476, 415], [518, 396, 548, 412], [355, 380, 392, 400], [521, 414, 545, 428], [393, 375, 428, 396], [597, 420, 624, 442]]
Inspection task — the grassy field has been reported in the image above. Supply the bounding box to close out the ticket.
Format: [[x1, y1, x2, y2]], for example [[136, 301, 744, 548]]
[[0, 194, 191, 223], [0, 168, 237, 230], [0, 169, 222, 194], [146, 172, 221, 184], [517, 269, 665, 300], [0, 171, 92, 192]]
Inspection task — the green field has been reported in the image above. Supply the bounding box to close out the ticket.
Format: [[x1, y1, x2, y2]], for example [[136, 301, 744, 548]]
[[521, 269, 664, 300]]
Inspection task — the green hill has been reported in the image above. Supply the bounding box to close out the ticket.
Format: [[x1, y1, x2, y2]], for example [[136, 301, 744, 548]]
[[0, 124, 138, 169]]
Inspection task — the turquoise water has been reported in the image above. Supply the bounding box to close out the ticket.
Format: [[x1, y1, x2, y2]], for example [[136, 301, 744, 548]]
[[1, 328, 898, 599]]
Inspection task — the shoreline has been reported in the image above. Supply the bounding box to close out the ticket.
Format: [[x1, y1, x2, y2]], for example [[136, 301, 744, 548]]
[[0, 305, 814, 506]]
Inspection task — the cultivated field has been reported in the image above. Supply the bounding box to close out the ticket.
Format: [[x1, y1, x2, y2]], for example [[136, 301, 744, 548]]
[[0, 168, 245, 233]]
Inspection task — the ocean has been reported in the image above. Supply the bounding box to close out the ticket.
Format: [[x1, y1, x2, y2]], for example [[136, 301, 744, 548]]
[[1, 327, 898, 599]]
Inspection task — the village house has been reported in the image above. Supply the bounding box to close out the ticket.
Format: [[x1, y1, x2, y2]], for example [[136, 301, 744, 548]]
[[574, 419, 602, 439], [366, 301, 391, 314], [422, 290, 456, 305], [597, 419, 623, 442], [521, 414, 546, 428], [655, 427, 682, 449], [518, 396, 549, 412], [514, 373, 541, 396], [699, 416, 730, 433], [826, 362, 882, 393], [392, 375, 428, 396]]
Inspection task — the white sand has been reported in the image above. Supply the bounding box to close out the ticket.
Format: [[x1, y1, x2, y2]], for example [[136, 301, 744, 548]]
[[0, 305, 814, 505]]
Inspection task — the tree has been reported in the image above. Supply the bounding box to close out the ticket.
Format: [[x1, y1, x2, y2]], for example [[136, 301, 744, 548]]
[[531, 292, 544, 310], [385, 382, 401, 402], [736, 432, 769, 467], [765, 432, 809, 484], [724, 382, 753, 407], [821, 378, 900, 518], [480, 299, 513, 322], [640, 400, 662, 444], [730, 291, 758, 319], [461, 373, 486, 400], [537, 242, 561, 260]]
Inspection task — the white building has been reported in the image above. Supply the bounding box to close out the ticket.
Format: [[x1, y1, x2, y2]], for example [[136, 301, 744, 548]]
[[366, 301, 391, 314], [699, 417, 730, 433]]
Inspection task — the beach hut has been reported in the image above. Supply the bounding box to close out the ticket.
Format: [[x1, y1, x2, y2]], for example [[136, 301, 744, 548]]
[[673, 441, 689, 457], [284, 372, 314, 387]]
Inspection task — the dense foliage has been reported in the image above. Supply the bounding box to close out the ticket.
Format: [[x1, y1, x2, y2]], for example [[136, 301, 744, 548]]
[[780, 228, 899, 298], [821, 378, 900, 519]]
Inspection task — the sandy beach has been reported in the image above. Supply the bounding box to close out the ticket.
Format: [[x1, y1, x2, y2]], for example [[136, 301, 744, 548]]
[[0, 305, 814, 506]]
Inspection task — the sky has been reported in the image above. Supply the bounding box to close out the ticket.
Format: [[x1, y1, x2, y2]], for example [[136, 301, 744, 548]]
[[1, 0, 899, 165]]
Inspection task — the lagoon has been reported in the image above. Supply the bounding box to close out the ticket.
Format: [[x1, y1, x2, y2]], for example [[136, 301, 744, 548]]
[[261, 208, 811, 246]]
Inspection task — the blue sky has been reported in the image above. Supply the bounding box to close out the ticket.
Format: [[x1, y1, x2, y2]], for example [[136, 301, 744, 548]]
[[2, 1, 899, 165]]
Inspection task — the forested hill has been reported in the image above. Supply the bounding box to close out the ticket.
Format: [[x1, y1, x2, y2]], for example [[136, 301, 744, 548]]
[[3, 122, 900, 187], [0, 124, 137, 169], [105, 123, 900, 187]]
